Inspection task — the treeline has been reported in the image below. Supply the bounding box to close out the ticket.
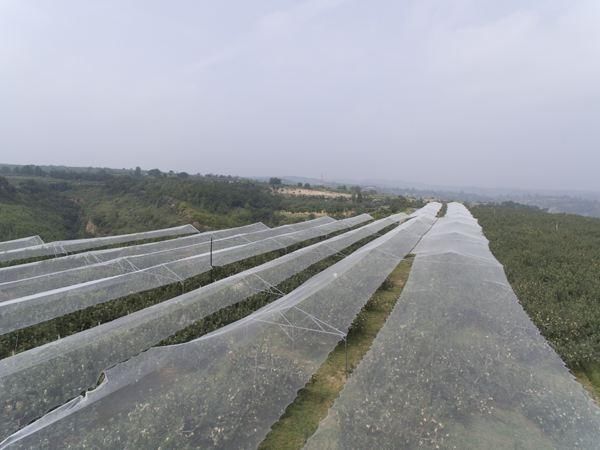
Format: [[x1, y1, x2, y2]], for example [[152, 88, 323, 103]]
[[0, 165, 116, 182], [0, 164, 245, 183]]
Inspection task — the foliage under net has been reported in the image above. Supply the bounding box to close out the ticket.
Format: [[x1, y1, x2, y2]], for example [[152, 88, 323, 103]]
[[305, 203, 600, 450]]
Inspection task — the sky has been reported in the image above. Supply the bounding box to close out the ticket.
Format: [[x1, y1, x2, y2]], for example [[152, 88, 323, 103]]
[[1, 0, 599, 191]]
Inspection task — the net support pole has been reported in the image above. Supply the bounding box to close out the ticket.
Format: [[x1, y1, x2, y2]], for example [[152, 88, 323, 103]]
[[209, 236, 214, 283], [344, 336, 348, 375]]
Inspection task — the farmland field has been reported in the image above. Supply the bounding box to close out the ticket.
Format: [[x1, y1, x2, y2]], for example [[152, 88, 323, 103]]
[[1, 194, 599, 449]]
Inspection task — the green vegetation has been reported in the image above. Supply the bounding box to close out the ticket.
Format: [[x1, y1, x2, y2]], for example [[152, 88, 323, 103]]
[[472, 203, 600, 399], [259, 256, 414, 449], [0, 165, 422, 242], [0, 177, 81, 241]]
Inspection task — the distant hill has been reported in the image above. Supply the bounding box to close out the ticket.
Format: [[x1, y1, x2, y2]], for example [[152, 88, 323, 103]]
[[261, 174, 600, 219]]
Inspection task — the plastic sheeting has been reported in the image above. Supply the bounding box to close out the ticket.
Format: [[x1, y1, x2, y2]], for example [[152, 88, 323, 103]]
[[0, 212, 409, 442], [0, 204, 439, 448], [0, 236, 44, 253], [0, 218, 334, 300], [305, 203, 600, 450], [0, 215, 371, 335], [0, 222, 271, 283], [0, 224, 200, 264]]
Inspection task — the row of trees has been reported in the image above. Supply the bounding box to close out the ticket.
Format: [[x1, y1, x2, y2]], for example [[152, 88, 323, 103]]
[[0, 165, 116, 182]]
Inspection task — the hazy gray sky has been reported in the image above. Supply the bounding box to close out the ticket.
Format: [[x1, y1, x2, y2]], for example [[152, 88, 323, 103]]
[[1, 0, 599, 191]]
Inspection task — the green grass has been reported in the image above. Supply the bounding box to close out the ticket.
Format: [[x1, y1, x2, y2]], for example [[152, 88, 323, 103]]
[[259, 255, 414, 449]]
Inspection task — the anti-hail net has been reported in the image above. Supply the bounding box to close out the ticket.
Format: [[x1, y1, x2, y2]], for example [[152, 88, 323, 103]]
[[0, 212, 404, 441], [305, 203, 600, 450], [0, 217, 334, 299], [0, 224, 201, 264], [0, 205, 439, 448], [0, 222, 273, 281], [0, 236, 44, 253], [0, 215, 370, 335], [0, 222, 270, 283]]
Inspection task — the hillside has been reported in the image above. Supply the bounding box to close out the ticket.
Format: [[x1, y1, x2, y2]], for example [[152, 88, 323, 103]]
[[0, 166, 418, 242]]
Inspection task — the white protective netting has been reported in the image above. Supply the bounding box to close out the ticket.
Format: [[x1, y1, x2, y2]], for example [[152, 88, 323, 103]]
[[0, 218, 334, 299], [0, 236, 44, 253], [305, 203, 600, 450], [0, 215, 368, 335], [0, 204, 440, 448], [0, 212, 408, 441], [0, 215, 369, 335], [0, 221, 273, 283], [0, 224, 201, 264]]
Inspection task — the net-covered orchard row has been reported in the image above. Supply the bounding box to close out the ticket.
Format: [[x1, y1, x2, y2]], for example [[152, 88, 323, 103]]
[[305, 203, 600, 449], [0, 217, 342, 299], [0, 236, 44, 254], [0, 216, 355, 434], [0, 224, 204, 264], [0, 204, 441, 448], [0, 215, 373, 337], [0, 218, 339, 283], [0, 212, 406, 439]]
